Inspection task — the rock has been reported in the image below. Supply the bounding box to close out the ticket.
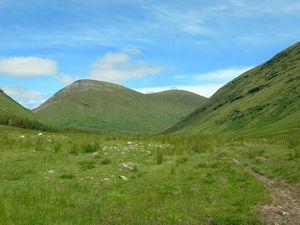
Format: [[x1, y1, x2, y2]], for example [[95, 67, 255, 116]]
[[48, 170, 55, 174], [127, 141, 132, 145], [280, 210, 289, 216], [92, 152, 99, 158], [119, 175, 128, 181], [38, 133, 43, 136], [119, 162, 137, 171]]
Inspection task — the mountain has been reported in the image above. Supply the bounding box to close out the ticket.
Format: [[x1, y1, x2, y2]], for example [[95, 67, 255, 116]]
[[0, 89, 49, 130], [34, 80, 207, 134], [0, 89, 32, 118], [166, 42, 300, 136]]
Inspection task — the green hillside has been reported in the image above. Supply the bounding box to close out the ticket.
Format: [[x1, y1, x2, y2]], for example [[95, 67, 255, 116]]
[[34, 80, 207, 134], [0, 89, 32, 118], [166, 42, 300, 136], [0, 89, 50, 130]]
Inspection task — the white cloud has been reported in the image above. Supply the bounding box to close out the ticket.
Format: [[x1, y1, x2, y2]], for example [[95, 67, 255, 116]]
[[136, 83, 224, 98], [150, 6, 213, 35], [1, 86, 48, 109], [195, 67, 253, 81], [90, 52, 163, 83], [0, 57, 58, 77], [0, 56, 77, 85]]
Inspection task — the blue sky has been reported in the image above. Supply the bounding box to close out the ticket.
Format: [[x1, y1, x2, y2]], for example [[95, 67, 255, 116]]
[[0, 0, 299, 108]]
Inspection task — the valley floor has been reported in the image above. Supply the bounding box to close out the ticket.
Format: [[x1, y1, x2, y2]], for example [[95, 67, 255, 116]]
[[0, 126, 299, 225]]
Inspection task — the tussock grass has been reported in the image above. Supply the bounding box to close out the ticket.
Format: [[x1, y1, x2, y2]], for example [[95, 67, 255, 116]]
[[0, 126, 299, 224]]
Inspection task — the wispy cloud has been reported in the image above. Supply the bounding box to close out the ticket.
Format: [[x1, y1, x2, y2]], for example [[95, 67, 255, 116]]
[[227, 0, 300, 15], [195, 67, 253, 81], [90, 51, 163, 83], [119, 48, 142, 55], [149, 6, 214, 35], [0, 0, 299, 49], [1, 86, 48, 109], [158, 66, 253, 97], [136, 83, 224, 97]]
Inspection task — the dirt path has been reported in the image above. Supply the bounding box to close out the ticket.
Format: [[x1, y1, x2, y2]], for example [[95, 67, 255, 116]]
[[233, 158, 300, 225]]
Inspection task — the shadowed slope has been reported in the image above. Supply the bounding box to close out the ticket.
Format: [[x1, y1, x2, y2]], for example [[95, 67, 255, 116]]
[[0, 90, 49, 130]]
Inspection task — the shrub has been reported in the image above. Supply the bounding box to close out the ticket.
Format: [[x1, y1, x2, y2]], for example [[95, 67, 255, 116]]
[[101, 158, 112, 165], [82, 143, 99, 153], [287, 138, 300, 149], [156, 150, 164, 165], [60, 174, 76, 179], [295, 147, 300, 159], [54, 142, 62, 153], [68, 142, 80, 155], [35, 138, 44, 151]]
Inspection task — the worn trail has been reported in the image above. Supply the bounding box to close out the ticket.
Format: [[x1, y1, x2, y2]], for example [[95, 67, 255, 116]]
[[233, 158, 300, 225]]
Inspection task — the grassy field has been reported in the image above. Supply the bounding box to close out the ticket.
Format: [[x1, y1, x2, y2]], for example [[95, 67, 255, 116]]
[[1, 126, 299, 224]]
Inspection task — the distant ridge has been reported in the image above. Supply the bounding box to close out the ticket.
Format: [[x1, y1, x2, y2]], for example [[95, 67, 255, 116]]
[[34, 79, 207, 134]]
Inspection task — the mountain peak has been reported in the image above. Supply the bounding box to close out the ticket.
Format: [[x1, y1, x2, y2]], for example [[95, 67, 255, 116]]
[[34, 79, 207, 133], [68, 79, 126, 91]]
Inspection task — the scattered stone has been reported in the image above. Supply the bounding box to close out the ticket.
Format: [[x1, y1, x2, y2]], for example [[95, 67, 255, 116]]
[[119, 175, 128, 181], [20, 135, 25, 138], [119, 162, 137, 171], [38, 133, 43, 136], [280, 210, 289, 216], [103, 178, 110, 181], [48, 170, 55, 174], [127, 141, 132, 145]]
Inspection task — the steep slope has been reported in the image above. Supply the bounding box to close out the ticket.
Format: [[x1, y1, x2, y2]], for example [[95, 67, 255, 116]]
[[0, 89, 32, 118], [166, 42, 300, 136], [34, 80, 207, 134], [0, 89, 49, 130]]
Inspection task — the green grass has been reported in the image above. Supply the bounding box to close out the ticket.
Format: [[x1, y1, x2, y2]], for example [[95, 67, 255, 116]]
[[1, 126, 299, 224], [34, 80, 207, 134], [166, 42, 300, 137], [227, 137, 300, 183]]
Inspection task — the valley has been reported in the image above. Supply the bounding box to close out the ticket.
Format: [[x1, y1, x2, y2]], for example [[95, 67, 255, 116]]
[[0, 32, 299, 225], [0, 126, 299, 224]]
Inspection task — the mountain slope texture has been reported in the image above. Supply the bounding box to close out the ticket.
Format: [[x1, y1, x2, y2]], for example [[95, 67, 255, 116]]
[[0, 89, 32, 118], [166, 42, 300, 136], [0, 89, 49, 129], [34, 80, 207, 134]]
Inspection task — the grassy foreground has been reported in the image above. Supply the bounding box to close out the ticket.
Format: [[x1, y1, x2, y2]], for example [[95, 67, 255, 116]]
[[0, 126, 299, 224]]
